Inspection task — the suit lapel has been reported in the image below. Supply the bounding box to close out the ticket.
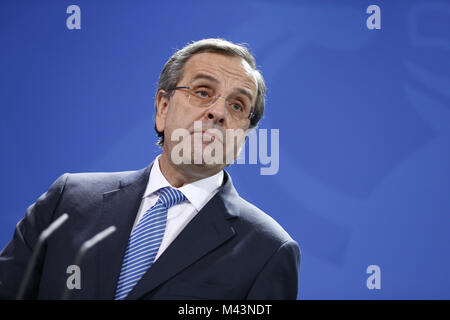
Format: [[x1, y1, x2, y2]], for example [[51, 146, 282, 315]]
[[126, 171, 240, 300], [96, 164, 152, 299]]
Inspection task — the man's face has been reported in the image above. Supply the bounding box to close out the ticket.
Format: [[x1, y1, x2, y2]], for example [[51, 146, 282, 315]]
[[156, 52, 258, 177]]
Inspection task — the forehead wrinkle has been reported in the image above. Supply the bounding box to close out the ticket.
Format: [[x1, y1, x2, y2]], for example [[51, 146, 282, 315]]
[[190, 72, 219, 84]]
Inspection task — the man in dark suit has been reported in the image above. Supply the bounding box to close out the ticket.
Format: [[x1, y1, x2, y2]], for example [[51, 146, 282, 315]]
[[0, 38, 301, 300]]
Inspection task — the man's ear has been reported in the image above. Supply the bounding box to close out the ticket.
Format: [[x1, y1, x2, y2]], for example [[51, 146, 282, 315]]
[[155, 90, 170, 133]]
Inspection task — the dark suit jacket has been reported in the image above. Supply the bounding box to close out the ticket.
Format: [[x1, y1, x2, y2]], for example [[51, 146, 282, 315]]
[[0, 163, 301, 299]]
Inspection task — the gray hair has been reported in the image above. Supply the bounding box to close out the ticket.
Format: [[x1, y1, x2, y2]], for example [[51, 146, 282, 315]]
[[154, 38, 266, 147]]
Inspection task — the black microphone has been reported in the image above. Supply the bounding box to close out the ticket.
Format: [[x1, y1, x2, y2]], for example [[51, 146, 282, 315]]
[[16, 213, 69, 300], [62, 225, 116, 300]]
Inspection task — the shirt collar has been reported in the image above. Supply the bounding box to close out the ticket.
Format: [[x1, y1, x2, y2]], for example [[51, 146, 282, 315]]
[[144, 155, 224, 211]]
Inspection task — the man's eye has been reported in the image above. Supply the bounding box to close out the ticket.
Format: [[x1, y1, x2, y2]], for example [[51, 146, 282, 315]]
[[195, 90, 210, 98], [230, 103, 244, 112]]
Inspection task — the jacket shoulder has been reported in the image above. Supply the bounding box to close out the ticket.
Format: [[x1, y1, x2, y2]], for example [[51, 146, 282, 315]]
[[64, 170, 135, 192], [233, 196, 295, 246]]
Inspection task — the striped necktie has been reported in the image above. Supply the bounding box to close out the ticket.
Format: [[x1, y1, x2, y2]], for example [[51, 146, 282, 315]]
[[114, 186, 186, 300]]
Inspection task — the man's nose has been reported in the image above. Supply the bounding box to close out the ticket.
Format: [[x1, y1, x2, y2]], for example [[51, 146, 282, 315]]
[[205, 96, 226, 124]]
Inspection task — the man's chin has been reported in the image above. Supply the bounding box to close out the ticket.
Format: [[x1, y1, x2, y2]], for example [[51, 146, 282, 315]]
[[172, 160, 226, 178], [167, 144, 237, 170], [176, 151, 229, 168]]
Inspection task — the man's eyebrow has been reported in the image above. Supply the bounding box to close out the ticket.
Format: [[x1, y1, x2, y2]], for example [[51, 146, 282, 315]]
[[191, 73, 255, 103], [231, 88, 254, 105]]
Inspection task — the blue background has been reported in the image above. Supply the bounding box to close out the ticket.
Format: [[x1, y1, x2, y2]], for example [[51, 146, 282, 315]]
[[1, 0, 449, 299]]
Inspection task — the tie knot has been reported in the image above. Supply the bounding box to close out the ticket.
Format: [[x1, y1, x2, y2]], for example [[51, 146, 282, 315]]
[[157, 187, 186, 208]]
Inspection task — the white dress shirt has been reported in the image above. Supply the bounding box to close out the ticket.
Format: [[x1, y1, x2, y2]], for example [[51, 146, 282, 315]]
[[132, 155, 224, 262]]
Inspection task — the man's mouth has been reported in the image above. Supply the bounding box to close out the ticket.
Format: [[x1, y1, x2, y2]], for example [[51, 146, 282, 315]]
[[192, 128, 223, 144], [202, 130, 216, 142], [189, 122, 224, 144]]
